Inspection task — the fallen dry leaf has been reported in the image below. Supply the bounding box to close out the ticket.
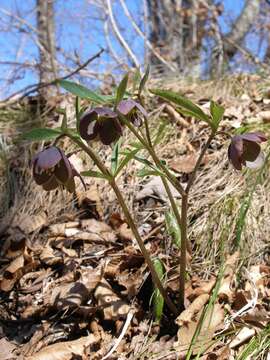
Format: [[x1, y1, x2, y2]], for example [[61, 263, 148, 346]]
[[175, 294, 224, 355], [169, 154, 210, 174], [229, 327, 255, 349], [94, 279, 130, 321], [136, 176, 181, 202], [0, 338, 17, 360], [15, 211, 47, 234], [218, 252, 239, 302], [25, 334, 98, 360], [0, 254, 24, 291]]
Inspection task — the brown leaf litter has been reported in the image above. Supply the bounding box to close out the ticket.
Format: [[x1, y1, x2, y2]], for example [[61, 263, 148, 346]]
[[1, 75, 270, 359]]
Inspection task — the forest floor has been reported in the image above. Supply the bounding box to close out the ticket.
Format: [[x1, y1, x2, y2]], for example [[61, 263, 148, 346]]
[[0, 74, 269, 359]]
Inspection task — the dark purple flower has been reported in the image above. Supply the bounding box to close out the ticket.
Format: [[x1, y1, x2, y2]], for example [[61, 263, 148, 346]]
[[32, 146, 78, 192], [117, 99, 147, 127], [79, 107, 122, 145], [228, 132, 267, 170]]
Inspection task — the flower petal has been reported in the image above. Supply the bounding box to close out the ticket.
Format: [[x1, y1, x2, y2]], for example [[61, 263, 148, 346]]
[[242, 140, 260, 162], [228, 136, 244, 170], [245, 151, 265, 169], [240, 132, 267, 143], [42, 175, 59, 191], [99, 118, 122, 145], [33, 147, 62, 171], [117, 99, 137, 115], [79, 110, 99, 140]]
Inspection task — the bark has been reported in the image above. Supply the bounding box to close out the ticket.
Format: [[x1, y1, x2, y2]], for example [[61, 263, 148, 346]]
[[146, 0, 262, 76], [146, 0, 209, 76], [36, 0, 57, 100], [223, 0, 261, 59]]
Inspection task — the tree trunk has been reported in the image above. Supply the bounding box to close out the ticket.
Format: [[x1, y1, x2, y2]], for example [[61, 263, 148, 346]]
[[223, 0, 261, 59], [36, 0, 57, 100], [146, 0, 261, 77], [146, 0, 208, 76]]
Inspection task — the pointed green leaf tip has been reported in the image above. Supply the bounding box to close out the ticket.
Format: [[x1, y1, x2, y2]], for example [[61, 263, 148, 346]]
[[22, 128, 61, 141], [150, 88, 211, 127], [58, 79, 106, 104], [153, 258, 165, 322], [139, 65, 150, 95], [115, 73, 129, 107], [210, 100, 224, 131]]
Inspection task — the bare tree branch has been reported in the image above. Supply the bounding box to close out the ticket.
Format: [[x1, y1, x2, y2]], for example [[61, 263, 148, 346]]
[[105, 0, 140, 68], [224, 0, 261, 58], [0, 49, 104, 107], [119, 0, 176, 71]]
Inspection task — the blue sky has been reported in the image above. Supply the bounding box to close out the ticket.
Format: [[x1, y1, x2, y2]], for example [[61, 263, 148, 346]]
[[0, 0, 254, 99]]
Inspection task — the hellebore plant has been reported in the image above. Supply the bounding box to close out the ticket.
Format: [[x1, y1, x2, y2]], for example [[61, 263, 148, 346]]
[[24, 72, 267, 318]]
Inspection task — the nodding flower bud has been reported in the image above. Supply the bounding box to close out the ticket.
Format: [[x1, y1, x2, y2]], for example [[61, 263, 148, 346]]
[[32, 146, 79, 192], [79, 107, 122, 145], [117, 99, 147, 127], [228, 132, 267, 170]]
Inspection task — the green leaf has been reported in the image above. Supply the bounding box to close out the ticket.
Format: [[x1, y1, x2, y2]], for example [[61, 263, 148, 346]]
[[150, 88, 210, 125], [139, 65, 150, 94], [132, 68, 141, 93], [80, 170, 108, 179], [58, 79, 106, 104], [165, 210, 181, 248], [114, 148, 141, 177], [111, 139, 121, 174], [137, 168, 161, 177], [153, 121, 167, 146], [115, 73, 129, 107], [134, 155, 164, 176], [210, 101, 224, 131], [22, 128, 61, 141], [152, 258, 165, 322]]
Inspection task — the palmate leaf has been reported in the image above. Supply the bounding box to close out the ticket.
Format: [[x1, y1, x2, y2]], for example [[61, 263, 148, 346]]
[[58, 79, 108, 104], [150, 88, 211, 126], [22, 128, 62, 141]]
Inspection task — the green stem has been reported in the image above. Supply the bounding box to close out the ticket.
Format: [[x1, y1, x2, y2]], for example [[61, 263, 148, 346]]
[[118, 113, 186, 197], [186, 131, 215, 193], [110, 179, 178, 316], [67, 133, 178, 316], [179, 194, 188, 311]]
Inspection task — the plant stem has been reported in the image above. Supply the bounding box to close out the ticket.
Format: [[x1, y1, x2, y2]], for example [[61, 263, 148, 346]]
[[118, 114, 186, 197], [179, 193, 188, 311], [67, 133, 178, 316], [186, 131, 215, 193], [109, 179, 178, 316]]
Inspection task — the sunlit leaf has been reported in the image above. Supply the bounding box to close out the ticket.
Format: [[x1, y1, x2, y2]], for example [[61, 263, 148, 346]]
[[114, 148, 140, 177], [58, 79, 107, 104], [165, 210, 181, 248], [81, 170, 108, 179], [150, 88, 211, 125], [22, 128, 61, 141], [111, 139, 121, 174], [153, 258, 165, 322], [115, 73, 129, 107], [139, 64, 150, 94], [210, 101, 224, 131]]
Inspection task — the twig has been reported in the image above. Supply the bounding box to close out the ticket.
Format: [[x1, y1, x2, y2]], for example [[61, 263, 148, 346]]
[[101, 310, 134, 360], [106, 0, 140, 68], [119, 0, 176, 72], [0, 49, 104, 106]]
